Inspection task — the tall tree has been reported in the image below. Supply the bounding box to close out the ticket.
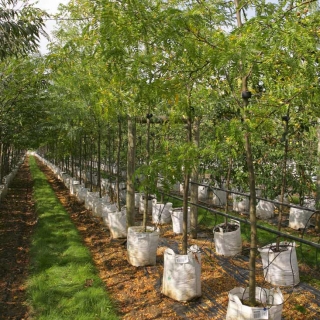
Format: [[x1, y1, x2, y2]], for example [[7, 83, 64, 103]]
[[0, 0, 47, 60]]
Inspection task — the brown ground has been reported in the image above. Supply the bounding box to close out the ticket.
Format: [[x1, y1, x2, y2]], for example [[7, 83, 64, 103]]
[[0, 160, 35, 319], [1, 156, 320, 319]]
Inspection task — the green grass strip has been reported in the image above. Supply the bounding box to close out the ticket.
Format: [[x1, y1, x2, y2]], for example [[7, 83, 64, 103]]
[[27, 156, 119, 320]]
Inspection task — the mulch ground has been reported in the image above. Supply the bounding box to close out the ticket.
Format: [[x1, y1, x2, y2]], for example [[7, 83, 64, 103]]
[[1, 156, 320, 319], [0, 160, 35, 320]]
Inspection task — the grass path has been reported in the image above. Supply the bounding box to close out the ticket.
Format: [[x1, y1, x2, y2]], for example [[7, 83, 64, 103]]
[[27, 156, 118, 320]]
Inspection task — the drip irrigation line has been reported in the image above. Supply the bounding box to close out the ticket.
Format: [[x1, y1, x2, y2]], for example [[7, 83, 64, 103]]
[[163, 192, 320, 250]]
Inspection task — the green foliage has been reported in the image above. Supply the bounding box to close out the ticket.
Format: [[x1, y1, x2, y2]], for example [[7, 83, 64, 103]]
[[0, 56, 51, 149], [6, 0, 319, 232], [0, 0, 47, 60]]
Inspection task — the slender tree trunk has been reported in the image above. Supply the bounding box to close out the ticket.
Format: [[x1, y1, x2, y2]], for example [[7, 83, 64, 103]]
[[245, 130, 257, 306], [126, 117, 136, 228], [182, 171, 190, 255], [79, 135, 82, 184], [116, 120, 122, 210], [110, 130, 114, 175], [84, 135, 87, 185], [235, 0, 257, 305], [71, 139, 74, 178], [182, 112, 192, 254], [224, 157, 233, 222], [108, 128, 112, 175], [0, 143, 3, 182], [190, 117, 200, 239], [316, 119, 320, 232], [90, 139, 93, 192], [143, 114, 151, 231], [98, 128, 102, 198], [277, 114, 289, 249]]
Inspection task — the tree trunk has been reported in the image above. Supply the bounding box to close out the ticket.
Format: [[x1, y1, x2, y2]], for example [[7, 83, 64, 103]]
[[0, 143, 3, 182], [245, 130, 257, 306], [182, 112, 192, 254], [71, 139, 74, 178], [79, 135, 82, 184], [97, 128, 102, 198], [116, 120, 122, 210], [225, 157, 233, 222], [90, 139, 93, 192], [143, 114, 151, 231], [190, 117, 200, 239], [234, 0, 257, 305], [182, 171, 190, 255], [83, 135, 87, 186], [316, 119, 320, 232], [126, 117, 136, 228], [277, 113, 289, 249]]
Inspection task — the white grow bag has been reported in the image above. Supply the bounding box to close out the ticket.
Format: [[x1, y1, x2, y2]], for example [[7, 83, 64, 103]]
[[258, 242, 300, 286], [108, 210, 127, 238], [77, 187, 88, 203], [139, 194, 154, 214], [213, 220, 242, 257], [226, 287, 283, 320], [162, 245, 201, 302], [69, 179, 80, 195], [212, 189, 227, 206], [289, 207, 313, 230], [85, 191, 99, 210], [92, 197, 104, 217], [62, 174, 72, 188], [198, 185, 208, 200], [171, 207, 190, 234], [92, 196, 112, 217], [233, 194, 249, 213], [152, 200, 172, 224], [134, 192, 141, 208], [256, 200, 275, 219], [101, 203, 118, 227], [127, 226, 159, 267]]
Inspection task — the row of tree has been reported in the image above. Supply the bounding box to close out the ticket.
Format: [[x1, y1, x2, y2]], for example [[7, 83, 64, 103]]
[[1, 0, 320, 306], [44, 0, 320, 223], [2, 0, 320, 233]]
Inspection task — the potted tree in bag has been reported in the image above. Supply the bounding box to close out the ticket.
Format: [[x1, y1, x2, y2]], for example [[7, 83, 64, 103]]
[[226, 2, 286, 317], [127, 112, 160, 267], [213, 155, 243, 257], [162, 102, 201, 302], [259, 110, 300, 287]]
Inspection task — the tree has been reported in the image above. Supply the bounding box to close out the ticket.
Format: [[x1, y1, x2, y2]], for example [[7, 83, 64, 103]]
[[0, 0, 47, 60]]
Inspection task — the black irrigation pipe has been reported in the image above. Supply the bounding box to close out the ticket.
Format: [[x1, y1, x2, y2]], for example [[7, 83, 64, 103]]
[[163, 192, 320, 250], [191, 180, 315, 212]]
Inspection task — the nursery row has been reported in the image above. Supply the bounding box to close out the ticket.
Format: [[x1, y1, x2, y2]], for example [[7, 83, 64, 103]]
[[1, 1, 319, 317], [37, 150, 319, 237], [34, 152, 320, 320], [34, 153, 202, 301]]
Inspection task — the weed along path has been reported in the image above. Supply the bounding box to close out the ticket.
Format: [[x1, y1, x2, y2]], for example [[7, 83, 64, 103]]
[[1, 156, 320, 319]]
